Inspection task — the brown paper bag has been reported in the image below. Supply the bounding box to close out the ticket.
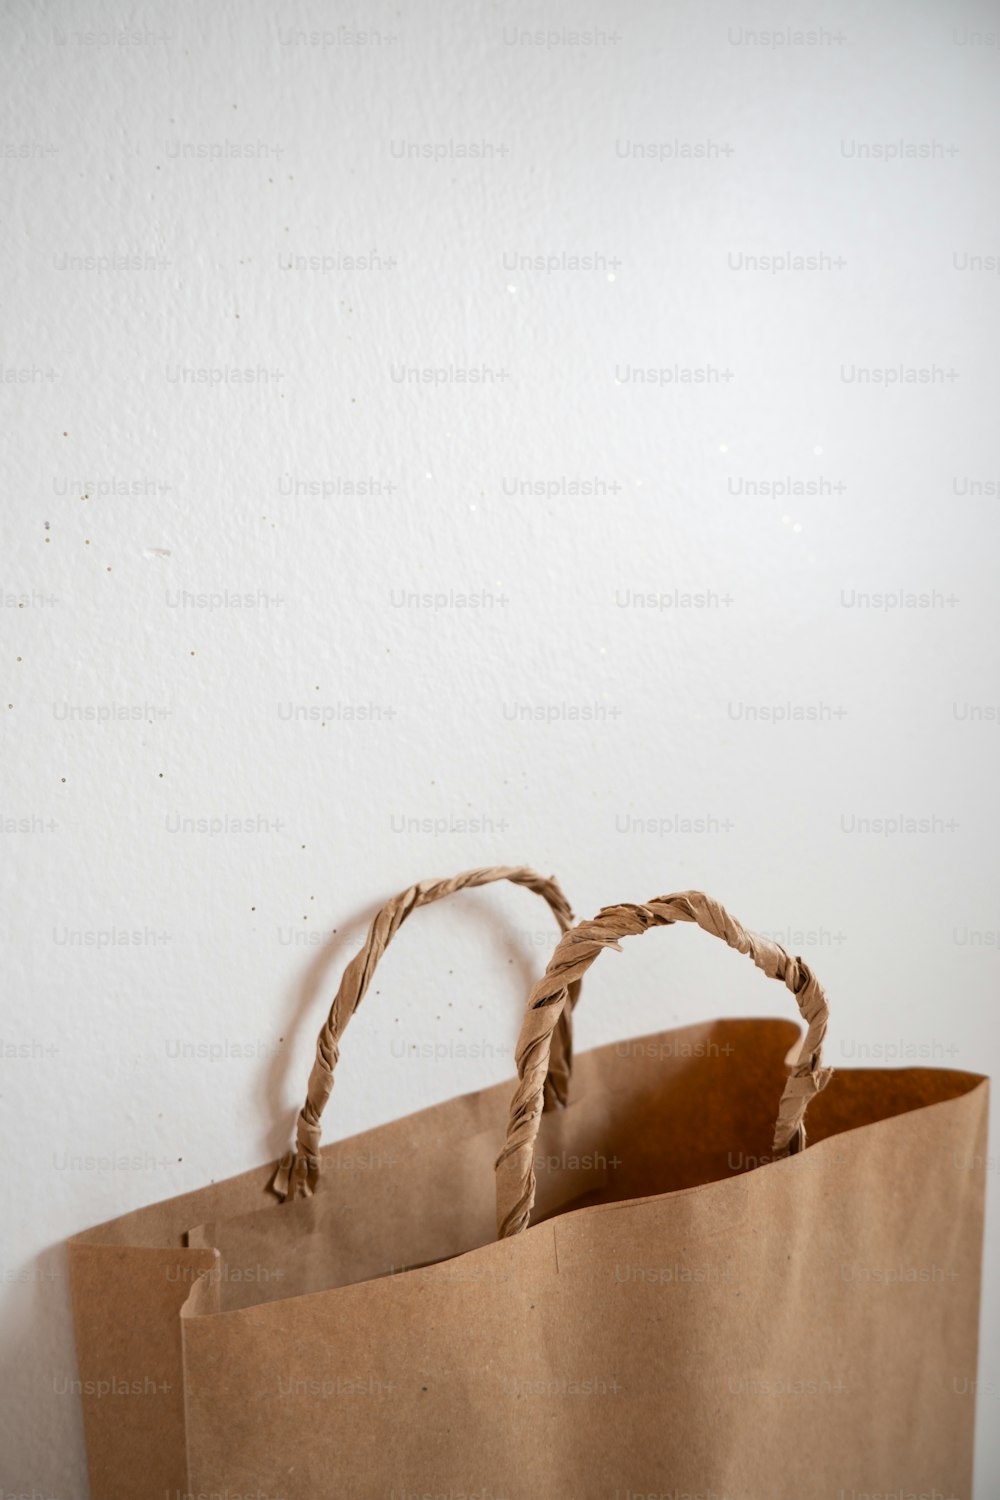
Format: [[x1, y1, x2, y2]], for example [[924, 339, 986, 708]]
[[69, 886, 989, 1500]]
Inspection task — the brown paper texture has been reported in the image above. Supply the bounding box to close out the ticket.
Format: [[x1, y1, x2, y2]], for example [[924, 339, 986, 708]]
[[66, 878, 990, 1498], [69, 1019, 988, 1498]]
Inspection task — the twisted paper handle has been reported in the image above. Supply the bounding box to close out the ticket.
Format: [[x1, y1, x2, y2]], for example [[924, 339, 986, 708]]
[[272, 866, 582, 1200], [495, 891, 833, 1238]]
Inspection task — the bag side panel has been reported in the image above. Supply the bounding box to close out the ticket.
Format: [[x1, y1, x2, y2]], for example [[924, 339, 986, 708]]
[[67, 1244, 219, 1500]]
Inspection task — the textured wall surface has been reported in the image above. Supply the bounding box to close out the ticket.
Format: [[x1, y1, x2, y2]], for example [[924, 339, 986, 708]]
[[2, 0, 998, 1491]]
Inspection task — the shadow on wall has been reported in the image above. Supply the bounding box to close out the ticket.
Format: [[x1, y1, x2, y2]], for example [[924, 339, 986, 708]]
[[0, 1240, 87, 1498]]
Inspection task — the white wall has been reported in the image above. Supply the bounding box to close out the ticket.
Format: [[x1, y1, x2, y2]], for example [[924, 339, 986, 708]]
[[2, 0, 998, 1491]]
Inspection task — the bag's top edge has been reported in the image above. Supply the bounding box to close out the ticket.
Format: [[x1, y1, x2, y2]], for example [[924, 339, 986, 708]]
[[66, 1017, 988, 1250]]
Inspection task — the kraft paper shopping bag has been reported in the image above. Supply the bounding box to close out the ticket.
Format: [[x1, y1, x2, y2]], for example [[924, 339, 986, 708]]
[[70, 884, 988, 1500]]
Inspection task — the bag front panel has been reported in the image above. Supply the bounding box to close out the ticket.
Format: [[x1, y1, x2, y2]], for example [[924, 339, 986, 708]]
[[180, 1078, 988, 1500]]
